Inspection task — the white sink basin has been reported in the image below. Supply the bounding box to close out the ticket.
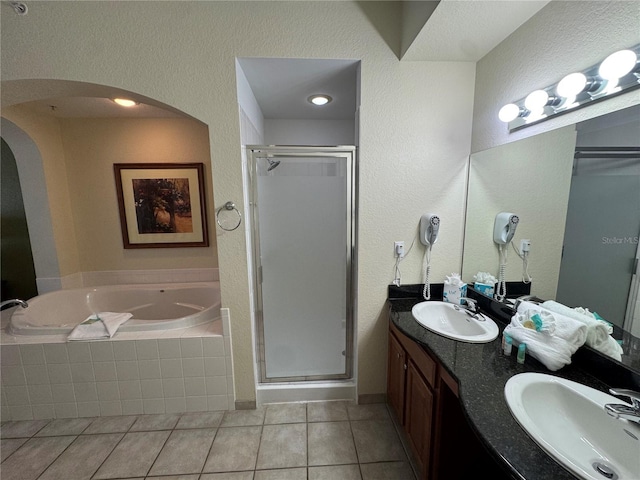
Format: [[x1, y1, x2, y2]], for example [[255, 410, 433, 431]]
[[504, 373, 640, 480], [411, 301, 499, 343]]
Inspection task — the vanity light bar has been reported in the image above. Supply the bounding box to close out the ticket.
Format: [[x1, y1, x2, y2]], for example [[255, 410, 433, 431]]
[[499, 44, 640, 131]]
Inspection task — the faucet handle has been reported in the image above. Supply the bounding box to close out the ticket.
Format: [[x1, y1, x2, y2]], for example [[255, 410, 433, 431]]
[[609, 388, 640, 409]]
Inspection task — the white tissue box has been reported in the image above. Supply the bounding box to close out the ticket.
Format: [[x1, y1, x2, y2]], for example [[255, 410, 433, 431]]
[[474, 282, 494, 298], [444, 283, 467, 305]]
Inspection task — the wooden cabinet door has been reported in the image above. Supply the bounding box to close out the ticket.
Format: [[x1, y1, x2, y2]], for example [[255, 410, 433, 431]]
[[405, 359, 434, 478], [387, 332, 406, 424]]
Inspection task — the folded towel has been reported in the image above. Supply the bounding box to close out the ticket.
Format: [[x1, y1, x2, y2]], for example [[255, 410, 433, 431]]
[[67, 312, 132, 341], [541, 300, 623, 361], [506, 302, 588, 371]]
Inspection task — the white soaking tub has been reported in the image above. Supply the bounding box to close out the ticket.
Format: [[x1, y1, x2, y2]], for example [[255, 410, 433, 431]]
[[8, 282, 220, 336]]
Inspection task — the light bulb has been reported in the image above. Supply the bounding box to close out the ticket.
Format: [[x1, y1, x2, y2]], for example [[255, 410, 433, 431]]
[[599, 49, 637, 80], [498, 104, 520, 123], [308, 95, 332, 106], [557, 73, 587, 97], [524, 90, 549, 110], [113, 98, 137, 107]]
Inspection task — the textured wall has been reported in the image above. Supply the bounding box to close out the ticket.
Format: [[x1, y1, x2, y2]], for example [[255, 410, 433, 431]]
[[472, 0, 640, 154], [1, 1, 476, 402]]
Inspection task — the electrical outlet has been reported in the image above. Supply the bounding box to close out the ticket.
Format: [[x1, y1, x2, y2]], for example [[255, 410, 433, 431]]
[[394, 241, 405, 258], [519, 239, 531, 255]]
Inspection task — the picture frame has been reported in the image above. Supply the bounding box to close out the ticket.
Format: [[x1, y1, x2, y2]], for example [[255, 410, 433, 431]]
[[114, 163, 209, 248]]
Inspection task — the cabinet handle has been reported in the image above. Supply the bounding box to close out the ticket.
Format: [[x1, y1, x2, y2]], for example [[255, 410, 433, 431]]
[[397, 353, 401, 359], [403, 363, 407, 370]]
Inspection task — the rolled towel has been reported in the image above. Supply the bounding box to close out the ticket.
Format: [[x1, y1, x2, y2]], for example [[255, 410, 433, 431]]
[[68, 312, 132, 341], [541, 300, 623, 361], [516, 302, 587, 349], [504, 312, 586, 371]]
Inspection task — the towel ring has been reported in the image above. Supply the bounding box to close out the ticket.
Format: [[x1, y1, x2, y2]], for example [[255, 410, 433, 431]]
[[216, 201, 242, 231]]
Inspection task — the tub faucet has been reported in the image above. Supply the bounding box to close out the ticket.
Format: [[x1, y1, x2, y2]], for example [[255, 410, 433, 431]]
[[604, 388, 640, 424], [0, 299, 28, 311]]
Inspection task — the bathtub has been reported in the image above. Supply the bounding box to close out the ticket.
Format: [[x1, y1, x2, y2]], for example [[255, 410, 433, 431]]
[[8, 282, 221, 336]]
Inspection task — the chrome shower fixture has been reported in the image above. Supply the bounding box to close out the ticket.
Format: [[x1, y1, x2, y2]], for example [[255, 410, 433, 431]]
[[266, 159, 281, 172], [7, 2, 28, 15]]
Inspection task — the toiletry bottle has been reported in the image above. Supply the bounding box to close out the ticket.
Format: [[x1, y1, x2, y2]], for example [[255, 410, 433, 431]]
[[517, 342, 526, 364], [503, 333, 513, 355]]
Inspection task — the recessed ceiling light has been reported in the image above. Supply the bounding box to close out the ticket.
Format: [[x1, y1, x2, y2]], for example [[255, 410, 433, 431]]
[[308, 94, 332, 106], [113, 98, 138, 107]]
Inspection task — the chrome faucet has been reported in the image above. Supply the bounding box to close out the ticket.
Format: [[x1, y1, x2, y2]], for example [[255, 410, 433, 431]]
[[0, 299, 28, 310], [604, 388, 640, 424], [460, 297, 479, 313], [455, 298, 486, 321]]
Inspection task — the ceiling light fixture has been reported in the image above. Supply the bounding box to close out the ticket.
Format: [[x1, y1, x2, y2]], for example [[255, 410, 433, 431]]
[[113, 98, 138, 107], [498, 43, 640, 131], [308, 94, 332, 106]]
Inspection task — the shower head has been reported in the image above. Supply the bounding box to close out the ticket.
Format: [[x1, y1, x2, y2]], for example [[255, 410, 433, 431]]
[[266, 159, 281, 172]]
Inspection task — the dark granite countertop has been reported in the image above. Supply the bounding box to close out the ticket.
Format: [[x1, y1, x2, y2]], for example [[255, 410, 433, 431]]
[[388, 289, 635, 480]]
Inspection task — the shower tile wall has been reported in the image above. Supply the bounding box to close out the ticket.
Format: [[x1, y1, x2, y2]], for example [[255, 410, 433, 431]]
[[0, 310, 234, 421]]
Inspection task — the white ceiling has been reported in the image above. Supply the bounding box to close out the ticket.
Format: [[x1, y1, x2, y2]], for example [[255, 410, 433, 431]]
[[5, 1, 549, 121]]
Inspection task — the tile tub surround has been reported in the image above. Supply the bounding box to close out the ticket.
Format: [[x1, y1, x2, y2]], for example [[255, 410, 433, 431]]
[[0, 402, 417, 480], [0, 310, 234, 421]]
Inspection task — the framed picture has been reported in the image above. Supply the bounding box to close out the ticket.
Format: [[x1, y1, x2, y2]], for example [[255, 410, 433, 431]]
[[114, 163, 209, 248]]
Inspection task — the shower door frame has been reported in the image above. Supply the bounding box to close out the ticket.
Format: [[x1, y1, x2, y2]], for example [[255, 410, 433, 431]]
[[247, 145, 357, 383]]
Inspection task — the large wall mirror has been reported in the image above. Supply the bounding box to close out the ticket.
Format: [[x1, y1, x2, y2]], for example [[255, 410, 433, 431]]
[[462, 103, 640, 371]]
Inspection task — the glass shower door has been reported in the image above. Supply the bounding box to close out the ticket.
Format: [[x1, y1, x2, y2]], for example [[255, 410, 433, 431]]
[[249, 147, 355, 382]]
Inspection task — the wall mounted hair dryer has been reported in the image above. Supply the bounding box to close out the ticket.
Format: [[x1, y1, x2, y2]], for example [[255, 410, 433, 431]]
[[420, 214, 440, 300], [420, 214, 440, 246]]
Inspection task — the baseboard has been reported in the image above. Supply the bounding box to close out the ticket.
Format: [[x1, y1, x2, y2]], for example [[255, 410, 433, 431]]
[[235, 400, 257, 410], [357, 393, 386, 405]]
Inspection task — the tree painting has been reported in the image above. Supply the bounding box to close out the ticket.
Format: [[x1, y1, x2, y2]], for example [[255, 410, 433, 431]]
[[132, 177, 193, 234]]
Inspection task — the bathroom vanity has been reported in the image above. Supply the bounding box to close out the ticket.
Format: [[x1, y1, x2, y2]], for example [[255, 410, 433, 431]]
[[387, 285, 640, 480]]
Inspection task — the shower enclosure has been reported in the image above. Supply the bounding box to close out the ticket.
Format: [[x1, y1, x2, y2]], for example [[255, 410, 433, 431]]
[[247, 146, 356, 383]]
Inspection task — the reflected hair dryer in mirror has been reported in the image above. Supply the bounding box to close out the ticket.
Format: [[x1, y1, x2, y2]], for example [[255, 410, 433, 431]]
[[494, 212, 519, 302], [494, 212, 519, 245]]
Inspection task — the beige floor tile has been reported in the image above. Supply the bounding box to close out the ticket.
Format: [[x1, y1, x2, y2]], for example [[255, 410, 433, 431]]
[[308, 421, 357, 466], [93, 430, 170, 479], [129, 413, 180, 431], [307, 401, 349, 422], [176, 411, 224, 429], [35, 418, 94, 437], [221, 408, 266, 427], [203, 425, 261, 472], [264, 403, 306, 424], [83, 415, 137, 434], [0, 437, 28, 461], [0, 436, 76, 480], [0, 419, 50, 438], [350, 420, 407, 464], [38, 433, 123, 480], [347, 403, 390, 422], [309, 464, 362, 480], [256, 423, 307, 470], [148, 428, 217, 476], [201, 471, 255, 479], [146, 476, 200, 480], [360, 461, 416, 480], [254, 468, 307, 480]]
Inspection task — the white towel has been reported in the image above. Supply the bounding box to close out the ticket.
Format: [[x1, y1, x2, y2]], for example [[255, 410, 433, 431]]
[[541, 300, 623, 361], [67, 312, 132, 341], [516, 302, 588, 348], [505, 303, 587, 371]]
